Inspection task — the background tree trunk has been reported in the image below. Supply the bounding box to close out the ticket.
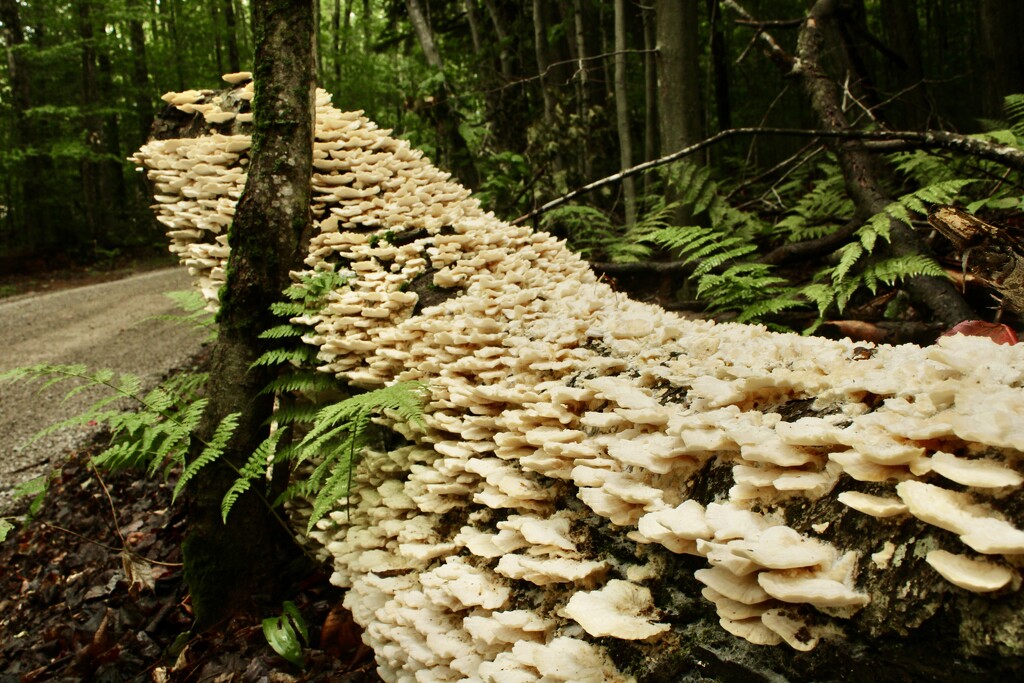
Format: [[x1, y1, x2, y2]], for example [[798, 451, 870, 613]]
[[798, 0, 972, 327], [223, 0, 241, 74], [613, 0, 636, 226], [182, 0, 317, 630], [976, 0, 1024, 119], [405, 0, 480, 189], [128, 0, 152, 144], [77, 0, 104, 251], [656, 0, 703, 157]]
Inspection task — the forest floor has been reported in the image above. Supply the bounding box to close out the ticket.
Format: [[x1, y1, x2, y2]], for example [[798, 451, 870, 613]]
[[0, 265, 381, 681], [0, 436, 382, 682]]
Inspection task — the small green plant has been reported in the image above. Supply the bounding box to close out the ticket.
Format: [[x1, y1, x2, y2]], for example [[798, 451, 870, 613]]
[[222, 381, 428, 529], [0, 364, 215, 484], [1, 269, 428, 554], [262, 600, 309, 668], [151, 290, 217, 341], [0, 475, 50, 542]]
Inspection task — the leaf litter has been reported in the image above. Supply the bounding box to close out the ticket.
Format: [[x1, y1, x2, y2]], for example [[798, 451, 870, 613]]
[[0, 444, 381, 682]]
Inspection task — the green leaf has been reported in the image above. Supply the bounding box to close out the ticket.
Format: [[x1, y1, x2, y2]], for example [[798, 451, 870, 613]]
[[221, 427, 288, 522], [262, 601, 308, 668], [173, 412, 241, 501], [0, 519, 14, 543]]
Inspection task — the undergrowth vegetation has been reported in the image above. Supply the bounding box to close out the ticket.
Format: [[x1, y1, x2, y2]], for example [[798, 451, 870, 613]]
[[542, 95, 1024, 332], [0, 271, 427, 543]]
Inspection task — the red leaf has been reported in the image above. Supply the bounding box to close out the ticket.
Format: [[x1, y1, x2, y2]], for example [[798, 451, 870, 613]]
[[941, 320, 1019, 345]]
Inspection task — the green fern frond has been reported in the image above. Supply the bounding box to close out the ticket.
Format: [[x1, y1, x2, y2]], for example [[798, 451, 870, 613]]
[[284, 269, 353, 305], [861, 255, 947, 294], [735, 293, 808, 323], [173, 412, 240, 501], [221, 427, 288, 521], [861, 178, 978, 250], [1004, 93, 1024, 138], [252, 347, 316, 368], [260, 371, 338, 395], [691, 242, 758, 277], [260, 324, 305, 340], [280, 382, 427, 530], [832, 242, 865, 283]]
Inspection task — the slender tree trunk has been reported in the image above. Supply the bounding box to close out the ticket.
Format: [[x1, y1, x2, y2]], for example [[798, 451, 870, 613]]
[[128, 0, 152, 144], [405, 0, 480, 188], [879, 0, 929, 129], [97, 50, 127, 226], [642, 5, 658, 195], [406, 0, 443, 66], [707, 0, 731, 130], [572, 0, 592, 180], [532, 0, 556, 128], [463, 0, 482, 54], [183, 0, 316, 630], [656, 0, 702, 156], [482, 0, 512, 79], [224, 0, 241, 73], [613, 0, 635, 226], [798, 0, 972, 326], [211, 1, 225, 76], [975, 0, 1024, 120], [167, 0, 185, 91], [361, 0, 370, 49], [0, 0, 39, 251], [78, 0, 104, 250]]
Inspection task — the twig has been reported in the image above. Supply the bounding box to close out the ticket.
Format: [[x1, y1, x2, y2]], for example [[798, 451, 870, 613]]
[[512, 126, 1024, 224]]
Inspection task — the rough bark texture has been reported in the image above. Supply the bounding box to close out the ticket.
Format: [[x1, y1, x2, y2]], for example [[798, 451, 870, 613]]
[[182, 0, 317, 630], [613, 0, 636, 226], [797, 0, 973, 327], [656, 0, 703, 155]]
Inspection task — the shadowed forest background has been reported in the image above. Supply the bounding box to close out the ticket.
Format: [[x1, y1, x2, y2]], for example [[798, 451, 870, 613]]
[[3, 0, 1024, 334]]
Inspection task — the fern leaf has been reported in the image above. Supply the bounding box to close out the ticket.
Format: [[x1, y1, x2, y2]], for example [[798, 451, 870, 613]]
[[259, 324, 305, 340], [252, 347, 315, 368], [172, 412, 241, 501], [832, 242, 865, 284], [221, 428, 288, 522]]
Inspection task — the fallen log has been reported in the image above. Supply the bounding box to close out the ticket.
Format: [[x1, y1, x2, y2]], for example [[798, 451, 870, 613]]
[[133, 76, 1024, 682]]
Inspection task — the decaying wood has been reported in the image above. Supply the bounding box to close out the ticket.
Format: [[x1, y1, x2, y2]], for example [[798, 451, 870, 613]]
[[928, 205, 1024, 314]]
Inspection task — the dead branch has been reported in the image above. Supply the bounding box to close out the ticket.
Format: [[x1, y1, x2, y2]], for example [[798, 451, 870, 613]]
[[513, 127, 1024, 225]]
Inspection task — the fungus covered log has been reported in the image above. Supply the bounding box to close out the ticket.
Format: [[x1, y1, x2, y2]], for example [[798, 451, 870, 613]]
[[133, 76, 1024, 682]]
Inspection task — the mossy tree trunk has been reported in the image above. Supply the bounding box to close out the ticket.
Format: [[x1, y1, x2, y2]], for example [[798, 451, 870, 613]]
[[183, 0, 317, 630]]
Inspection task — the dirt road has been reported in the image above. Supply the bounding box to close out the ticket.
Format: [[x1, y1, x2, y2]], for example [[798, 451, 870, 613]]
[[0, 268, 208, 511]]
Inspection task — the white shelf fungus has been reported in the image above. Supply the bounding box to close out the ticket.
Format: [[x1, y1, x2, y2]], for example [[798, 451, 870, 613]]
[[135, 78, 1024, 681], [560, 580, 670, 640]]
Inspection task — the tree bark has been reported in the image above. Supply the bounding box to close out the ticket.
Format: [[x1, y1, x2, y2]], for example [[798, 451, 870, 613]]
[[127, 0, 153, 144], [532, 0, 558, 133], [481, 0, 513, 80], [642, 6, 658, 194], [797, 0, 972, 327], [77, 0, 104, 250], [182, 0, 316, 630], [223, 0, 242, 73], [463, 0, 482, 54], [613, 0, 636, 226], [976, 0, 1024, 120], [0, 0, 54, 251], [405, 0, 480, 189], [707, 0, 731, 130], [656, 0, 702, 156], [879, 0, 930, 129]]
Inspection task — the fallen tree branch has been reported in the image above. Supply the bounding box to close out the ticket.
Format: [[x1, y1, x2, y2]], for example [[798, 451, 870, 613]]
[[795, 0, 973, 326], [513, 127, 1024, 225]]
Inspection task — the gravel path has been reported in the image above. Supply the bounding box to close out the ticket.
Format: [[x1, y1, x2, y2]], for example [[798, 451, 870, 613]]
[[0, 268, 208, 511]]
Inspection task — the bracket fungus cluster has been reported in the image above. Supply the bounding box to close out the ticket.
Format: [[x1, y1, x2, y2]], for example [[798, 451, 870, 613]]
[[134, 76, 1024, 681]]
